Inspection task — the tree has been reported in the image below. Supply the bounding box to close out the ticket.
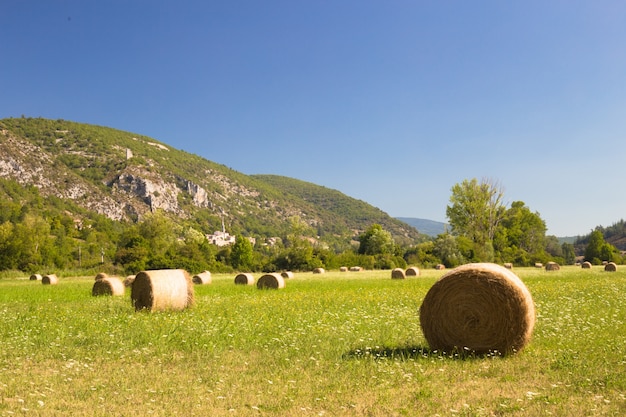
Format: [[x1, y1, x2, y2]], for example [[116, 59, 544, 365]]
[[446, 178, 506, 262], [231, 235, 254, 271], [584, 230, 619, 264], [358, 224, 395, 256]]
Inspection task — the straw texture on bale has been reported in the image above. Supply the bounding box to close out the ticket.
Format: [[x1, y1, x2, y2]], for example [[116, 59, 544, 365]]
[[340, 266, 348, 272], [313, 267, 325, 274], [405, 267, 420, 277], [391, 268, 406, 279], [281, 271, 294, 279], [257, 273, 286, 290], [192, 271, 212, 285], [42, 274, 58, 285], [123, 275, 136, 287], [29, 274, 42, 281], [234, 273, 255, 285], [131, 269, 194, 312], [419, 263, 535, 355], [605, 262, 617, 272], [545, 262, 560, 271], [95, 272, 108, 281], [92, 277, 125, 296], [581, 261, 592, 269]]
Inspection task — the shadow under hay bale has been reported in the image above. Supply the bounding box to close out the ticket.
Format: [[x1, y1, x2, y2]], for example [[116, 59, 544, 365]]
[[92, 277, 125, 296], [257, 273, 285, 289], [605, 262, 617, 272], [29, 274, 42, 281], [313, 267, 325, 274], [131, 269, 194, 312], [581, 261, 592, 269], [545, 262, 560, 271], [405, 266, 420, 277], [391, 268, 406, 279], [95, 272, 108, 281], [123, 275, 136, 287], [419, 263, 535, 356], [42, 274, 58, 285], [234, 273, 255, 285], [281, 271, 294, 279], [192, 271, 212, 285]]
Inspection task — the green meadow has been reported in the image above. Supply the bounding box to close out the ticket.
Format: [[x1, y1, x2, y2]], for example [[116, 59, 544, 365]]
[[1, 267, 626, 416]]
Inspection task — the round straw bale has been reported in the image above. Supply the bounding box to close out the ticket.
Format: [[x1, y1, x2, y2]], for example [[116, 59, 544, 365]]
[[42, 274, 59, 285], [95, 272, 108, 281], [534, 262, 543, 268], [131, 269, 194, 312], [313, 267, 325, 274], [419, 263, 535, 356], [257, 273, 285, 290], [123, 275, 136, 287], [405, 266, 420, 277], [581, 261, 592, 269], [435, 264, 446, 270], [29, 273, 42, 281], [349, 266, 362, 272], [503, 263, 513, 269], [192, 270, 212, 285], [391, 268, 406, 279], [340, 266, 348, 272], [281, 271, 294, 279], [234, 273, 255, 285], [92, 277, 125, 296], [545, 262, 560, 271], [605, 262, 617, 272]]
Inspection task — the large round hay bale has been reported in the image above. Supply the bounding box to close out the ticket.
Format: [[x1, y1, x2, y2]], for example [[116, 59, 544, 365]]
[[545, 262, 560, 271], [234, 273, 255, 285], [29, 274, 42, 281], [339, 266, 348, 272], [130, 269, 194, 312], [42, 274, 58, 285], [281, 271, 294, 279], [123, 275, 136, 287], [257, 273, 285, 290], [92, 277, 125, 296], [405, 266, 420, 277], [391, 268, 406, 279], [192, 271, 212, 285], [581, 261, 592, 269], [419, 263, 535, 356], [313, 267, 325, 274], [605, 262, 617, 272], [95, 272, 108, 281]]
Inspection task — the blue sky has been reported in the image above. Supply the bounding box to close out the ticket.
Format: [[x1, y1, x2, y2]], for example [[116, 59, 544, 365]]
[[2, 1, 625, 237]]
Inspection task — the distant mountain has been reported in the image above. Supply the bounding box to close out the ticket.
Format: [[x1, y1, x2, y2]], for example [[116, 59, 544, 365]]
[[396, 217, 447, 237]]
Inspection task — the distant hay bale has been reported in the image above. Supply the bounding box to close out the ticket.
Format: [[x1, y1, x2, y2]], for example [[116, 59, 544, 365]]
[[534, 263, 543, 268], [435, 264, 446, 270], [581, 261, 592, 269], [504, 263, 513, 269], [391, 268, 406, 279], [313, 267, 325, 274], [545, 262, 560, 271], [92, 277, 125, 296], [405, 266, 420, 277], [95, 272, 108, 281], [123, 275, 136, 287], [349, 266, 362, 272], [257, 273, 285, 290], [234, 273, 255, 285], [29, 274, 42, 281], [42, 274, 58, 285], [281, 271, 294, 279], [419, 263, 535, 356], [192, 271, 212, 285], [340, 266, 348, 272], [130, 269, 194, 312], [605, 262, 617, 272]]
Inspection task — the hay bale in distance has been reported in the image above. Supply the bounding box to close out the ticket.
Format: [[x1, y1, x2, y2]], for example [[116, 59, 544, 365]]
[[313, 267, 325, 274], [257, 273, 285, 290], [391, 268, 406, 279], [42, 274, 59, 285], [435, 264, 446, 270], [123, 275, 136, 287], [349, 266, 362, 272], [95, 272, 108, 281], [405, 266, 420, 277], [92, 277, 125, 296], [545, 262, 560, 271], [234, 273, 255, 285], [339, 266, 348, 272], [504, 263, 513, 269], [192, 270, 212, 285], [281, 271, 294, 279], [581, 261, 592, 269], [29, 274, 42, 281], [419, 263, 535, 356], [534, 262, 543, 268], [131, 269, 194, 312], [605, 262, 617, 272]]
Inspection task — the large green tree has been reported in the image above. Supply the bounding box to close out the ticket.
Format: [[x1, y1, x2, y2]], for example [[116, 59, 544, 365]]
[[584, 230, 619, 264], [358, 224, 395, 256], [494, 201, 547, 265], [231, 235, 254, 271]]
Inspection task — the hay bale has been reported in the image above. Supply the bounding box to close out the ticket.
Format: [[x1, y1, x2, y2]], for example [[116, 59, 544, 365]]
[[281, 271, 294, 279], [29, 274, 42, 281], [534, 262, 543, 268], [391, 268, 406, 279], [605, 262, 617, 272], [545, 262, 560, 271], [257, 273, 285, 290], [192, 270, 212, 285], [419, 263, 535, 356], [130, 269, 194, 312], [42, 274, 58, 285], [95, 272, 108, 281], [503, 263, 513, 269], [234, 273, 255, 285], [581, 261, 592, 269], [435, 264, 446, 270], [340, 266, 348, 272], [92, 277, 125, 296], [405, 266, 420, 277], [313, 267, 325, 274], [123, 275, 136, 287], [349, 266, 362, 272]]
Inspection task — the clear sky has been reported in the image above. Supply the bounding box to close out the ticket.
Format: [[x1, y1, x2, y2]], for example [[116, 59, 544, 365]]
[[2, 1, 625, 237]]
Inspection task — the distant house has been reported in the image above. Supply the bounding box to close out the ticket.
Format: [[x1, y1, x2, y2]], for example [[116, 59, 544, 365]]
[[206, 230, 236, 247]]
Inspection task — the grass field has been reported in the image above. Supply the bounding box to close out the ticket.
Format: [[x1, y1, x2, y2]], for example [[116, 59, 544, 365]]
[[1, 266, 626, 416]]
